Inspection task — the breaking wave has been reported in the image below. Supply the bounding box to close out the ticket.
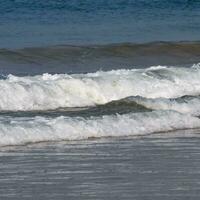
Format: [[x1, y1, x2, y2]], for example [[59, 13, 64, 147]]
[[122, 95, 200, 116], [0, 64, 200, 111], [0, 110, 199, 147]]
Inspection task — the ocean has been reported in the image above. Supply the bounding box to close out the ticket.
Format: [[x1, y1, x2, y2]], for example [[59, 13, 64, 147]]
[[1, 0, 200, 199]]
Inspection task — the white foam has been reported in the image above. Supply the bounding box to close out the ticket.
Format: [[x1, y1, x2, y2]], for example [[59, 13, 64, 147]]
[[1, 64, 200, 110], [129, 96, 200, 116], [0, 111, 199, 146]]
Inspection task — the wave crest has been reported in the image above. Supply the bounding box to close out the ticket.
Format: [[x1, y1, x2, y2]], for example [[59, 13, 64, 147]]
[[0, 110, 199, 146], [0, 65, 200, 111]]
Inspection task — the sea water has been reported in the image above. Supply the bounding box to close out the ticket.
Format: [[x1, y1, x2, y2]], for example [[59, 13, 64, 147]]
[[0, 0, 200, 199]]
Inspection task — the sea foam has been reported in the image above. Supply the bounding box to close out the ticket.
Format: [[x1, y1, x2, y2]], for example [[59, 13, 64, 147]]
[[0, 110, 199, 146], [125, 95, 200, 116], [0, 64, 200, 111]]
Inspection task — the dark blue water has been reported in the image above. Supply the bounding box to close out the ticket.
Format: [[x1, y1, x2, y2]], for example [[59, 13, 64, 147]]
[[1, 0, 200, 48]]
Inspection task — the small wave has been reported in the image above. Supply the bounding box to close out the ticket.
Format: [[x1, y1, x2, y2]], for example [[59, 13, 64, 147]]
[[1, 42, 200, 65], [123, 95, 200, 116], [0, 110, 199, 147], [1, 41, 200, 75], [0, 64, 200, 111]]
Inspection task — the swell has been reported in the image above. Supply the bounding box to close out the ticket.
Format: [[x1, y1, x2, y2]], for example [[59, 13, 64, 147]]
[[0, 41, 200, 75], [0, 110, 199, 147], [0, 64, 200, 111]]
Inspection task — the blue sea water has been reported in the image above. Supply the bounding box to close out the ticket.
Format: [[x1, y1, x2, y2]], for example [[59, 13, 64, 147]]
[[0, 0, 200, 48]]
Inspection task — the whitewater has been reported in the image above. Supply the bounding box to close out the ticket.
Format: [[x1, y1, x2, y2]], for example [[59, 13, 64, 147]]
[[0, 110, 200, 147], [0, 64, 199, 146], [1, 63, 200, 111]]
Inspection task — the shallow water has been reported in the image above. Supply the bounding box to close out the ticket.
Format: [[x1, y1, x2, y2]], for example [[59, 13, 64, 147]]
[[1, 133, 200, 199]]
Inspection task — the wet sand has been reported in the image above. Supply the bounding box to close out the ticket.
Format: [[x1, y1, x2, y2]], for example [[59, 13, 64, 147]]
[[1, 131, 200, 200]]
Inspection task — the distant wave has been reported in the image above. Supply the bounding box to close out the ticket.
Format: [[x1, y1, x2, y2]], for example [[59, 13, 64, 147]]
[[0, 41, 200, 75], [0, 64, 200, 111], [0, 110, 199, 147]]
